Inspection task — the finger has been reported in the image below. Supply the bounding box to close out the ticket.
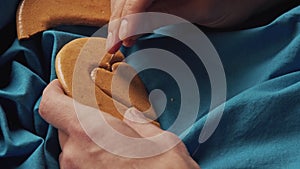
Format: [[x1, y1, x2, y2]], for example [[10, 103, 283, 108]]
[[118, 0, 154, 43], [39, 79, 79, 134], [58, 130, 68, 148], [106, 0, 126, 53], [123, 107, 180, 151], [122, 35, 138, 47], [106, 19, 123, 53], [123, 107, 162, 137], [121, 0, 154, 16]]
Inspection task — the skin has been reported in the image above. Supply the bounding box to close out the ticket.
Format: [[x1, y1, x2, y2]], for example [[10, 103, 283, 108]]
[[39, 80, 200, 169], [39, 1, 284, 168], [106, 0, 283, 53]]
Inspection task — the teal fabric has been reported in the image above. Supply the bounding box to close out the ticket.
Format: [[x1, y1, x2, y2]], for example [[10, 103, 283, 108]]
[[0, 1, 300, 168]]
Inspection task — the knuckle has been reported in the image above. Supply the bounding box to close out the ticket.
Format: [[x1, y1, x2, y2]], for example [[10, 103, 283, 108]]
[[38, 91, 50, 118], [60, 149, 78, 169], [39, 86, 57, 118], [123, 0, 144, 15]]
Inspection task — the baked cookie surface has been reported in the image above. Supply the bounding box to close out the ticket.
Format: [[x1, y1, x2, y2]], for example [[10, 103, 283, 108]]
[[55, 37, 158, 125]]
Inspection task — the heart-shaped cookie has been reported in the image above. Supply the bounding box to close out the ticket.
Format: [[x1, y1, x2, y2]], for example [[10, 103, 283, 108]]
[[55, 37, 159, 126]]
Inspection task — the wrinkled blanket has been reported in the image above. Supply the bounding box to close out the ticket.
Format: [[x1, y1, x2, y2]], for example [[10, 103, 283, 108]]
[[0, 1, 300, 168]]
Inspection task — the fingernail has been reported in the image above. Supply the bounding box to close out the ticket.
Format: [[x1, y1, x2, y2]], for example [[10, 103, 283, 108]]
[[119, 19, 128, 40], [106, 32, 113, 51]]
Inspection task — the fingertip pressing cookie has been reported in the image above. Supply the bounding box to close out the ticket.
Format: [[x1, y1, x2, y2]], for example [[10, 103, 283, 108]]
[[55, 37, 159, 126]]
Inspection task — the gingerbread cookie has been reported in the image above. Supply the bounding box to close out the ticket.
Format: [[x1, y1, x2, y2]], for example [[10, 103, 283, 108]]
[[17, 0, 111, 39], [55, 37, 159, 126]]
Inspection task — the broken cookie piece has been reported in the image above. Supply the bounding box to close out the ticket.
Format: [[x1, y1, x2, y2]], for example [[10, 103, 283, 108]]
[[55, 37, 159, 126], [17, 0, 111, 39]]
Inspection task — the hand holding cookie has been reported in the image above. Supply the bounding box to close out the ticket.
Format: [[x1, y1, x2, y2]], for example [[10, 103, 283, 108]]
[[39, 80, 200, 169]]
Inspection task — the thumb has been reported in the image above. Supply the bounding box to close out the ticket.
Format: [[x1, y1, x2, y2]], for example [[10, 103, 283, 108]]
[[123, 107, 162, 138], [39, 79, 79, 134], [123, 107, 182, 152]]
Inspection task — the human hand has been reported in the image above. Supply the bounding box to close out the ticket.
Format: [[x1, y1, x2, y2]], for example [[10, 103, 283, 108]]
[[39, 79, 200, 169], [106, 0, 281, 53]]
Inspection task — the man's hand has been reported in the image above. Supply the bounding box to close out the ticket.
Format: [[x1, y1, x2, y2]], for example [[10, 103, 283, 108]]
[[39, 79, 200, 169], [106, 0, 282, 53]]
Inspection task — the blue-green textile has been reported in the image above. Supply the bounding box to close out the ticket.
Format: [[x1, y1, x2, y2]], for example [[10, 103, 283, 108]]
[[0, 1, 300, 168]]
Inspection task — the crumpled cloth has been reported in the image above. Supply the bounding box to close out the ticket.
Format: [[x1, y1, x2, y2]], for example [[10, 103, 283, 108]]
[[0, 1, 299, 168]]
